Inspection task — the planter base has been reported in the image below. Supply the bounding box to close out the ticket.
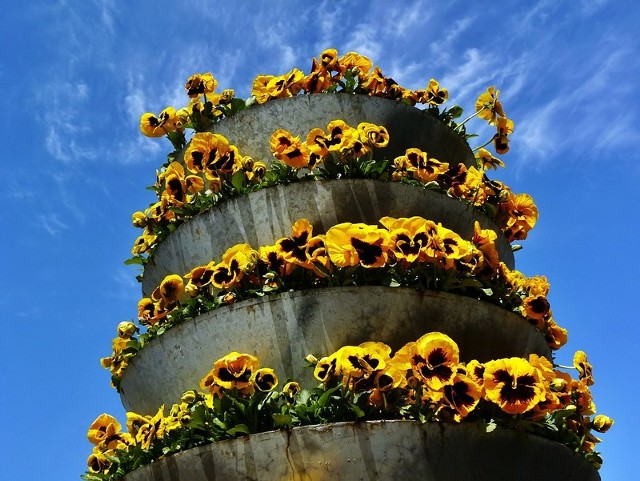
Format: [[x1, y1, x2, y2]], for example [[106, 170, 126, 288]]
[[124, 421, 599, 481]]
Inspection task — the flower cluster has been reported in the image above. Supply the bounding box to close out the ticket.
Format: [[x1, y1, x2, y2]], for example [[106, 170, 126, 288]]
[[200, 351, 279, 396], [473, 86, 515, 155], [132, 50, 520, 252], [251, 48, 449, 107], [105, 215, 565, 387], [271, 121, 537, 242], [85, 336, 612, 480], [130, 119, 535, 260], [139, 72, 238, 149], [131, 50, 526, 263], [138, 49, 515, 158], [270, 119, 389, 169], [313, 334, 586, 419], [131, 134, 267, 255]]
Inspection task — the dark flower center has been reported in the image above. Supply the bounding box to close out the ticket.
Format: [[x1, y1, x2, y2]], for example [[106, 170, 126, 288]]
[[351, 237, 383, 266]]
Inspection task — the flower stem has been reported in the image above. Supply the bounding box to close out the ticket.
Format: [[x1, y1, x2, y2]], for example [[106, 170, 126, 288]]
[[473, 137, 494, 152], [454, 107, 485, 132]]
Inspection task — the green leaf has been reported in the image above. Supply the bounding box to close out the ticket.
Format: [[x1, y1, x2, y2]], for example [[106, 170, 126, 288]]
[[584, 452, 603, 469], [272, 414, 292, 427], [447, 105, 464, 119], [227, 424, 250, 436], [349, 402, 365, 418], [166, 130, 186, 150], [230, 98, 249, 114], [315, 385, 341, 409], [124, 256, 147, 266], [231, 171, 246, 192], [550, 406, 577, 424], [483, 203, 497, 219]]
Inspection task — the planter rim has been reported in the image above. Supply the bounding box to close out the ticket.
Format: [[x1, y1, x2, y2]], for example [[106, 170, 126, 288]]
[[126, 286, 544, 372], [209, 91, 476, 166], [119, 286, 551, 414], [141, 178, 515, 296], [123, 420, 599, 481]]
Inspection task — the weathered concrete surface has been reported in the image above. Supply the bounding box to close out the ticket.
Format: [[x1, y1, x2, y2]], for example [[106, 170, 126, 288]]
[[124, 421, 600, 481], [120, 287, 549, 414], [211, 93, 475, 167], [142, 180, 514, 296]]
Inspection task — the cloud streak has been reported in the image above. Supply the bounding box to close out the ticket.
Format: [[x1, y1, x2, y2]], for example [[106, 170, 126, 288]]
[[38, 213, 69, 236]]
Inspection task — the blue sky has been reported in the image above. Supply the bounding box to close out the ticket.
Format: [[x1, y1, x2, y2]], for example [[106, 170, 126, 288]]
[[1, 1, 639, 480]]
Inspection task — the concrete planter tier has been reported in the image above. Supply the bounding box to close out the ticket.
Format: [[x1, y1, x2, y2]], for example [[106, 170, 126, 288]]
[[142, 180, 514, 296], [120, 287, 550, 414], [210, 93, 476, 168], [123, 421, 599, 481]]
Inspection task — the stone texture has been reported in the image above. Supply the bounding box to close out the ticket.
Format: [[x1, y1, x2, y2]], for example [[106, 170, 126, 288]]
[[120, 287, 549, 414], [210, 93, 475, 167], [124, 421, 600, 481], [142, 180, 514, 296]]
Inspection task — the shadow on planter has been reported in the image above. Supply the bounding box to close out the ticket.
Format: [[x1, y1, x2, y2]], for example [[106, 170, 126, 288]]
[[142, 180, 514, 296], [210, 93, 476, 168], [124, 420, 599, 481], [120, 287, 548, 414]]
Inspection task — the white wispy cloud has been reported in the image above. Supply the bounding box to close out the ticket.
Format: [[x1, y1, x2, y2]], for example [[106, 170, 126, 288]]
[[515, 98, 561, 161], [257, 27, 300, 74], [513, 36, 639, 164], [3, 178, 35, 201], [94, 0, 116, 33], [516, 0, 560, 32], [45, 127, 71, 163], [387, 60, 423, 89], [314, 0, 347, 52], [33, 2, 116, 165], [38, 212, 69, 236], [107, 267, 141, 302], [578, 0, 611, 15], [343, 24, 383, 61], [48, 169, 88, 224], [440, 48, 497, 105], [383, 0, 431, 38], [123, 74, 147, 121], [428, 14, 475, 68]]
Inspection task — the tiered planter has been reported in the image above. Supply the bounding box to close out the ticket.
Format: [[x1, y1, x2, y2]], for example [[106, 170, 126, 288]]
[[120, 287, 550, 413], [124, 421, 598, 481], [142, 180, 514, 296], [123, 94, 600, 480], [210, 93, 475, 168]]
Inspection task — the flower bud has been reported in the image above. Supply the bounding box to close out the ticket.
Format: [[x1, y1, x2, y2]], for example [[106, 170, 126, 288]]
[[592, 414, 614, 433], [550, 378, 567, 392], [222, 292, 237, 304], [131, 211, 147, 228], [180, 390, 197, 404], [184, 282, 199, 298], [282, 381, 301, 399], [117, 321, 138, 339]]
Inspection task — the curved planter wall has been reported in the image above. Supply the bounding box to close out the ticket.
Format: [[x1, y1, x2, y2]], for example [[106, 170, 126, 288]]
[[123, 421, 599, 481], [120, 287, 549, 414], [142, 180, 514, 296], [211, 93, 475, 167]]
